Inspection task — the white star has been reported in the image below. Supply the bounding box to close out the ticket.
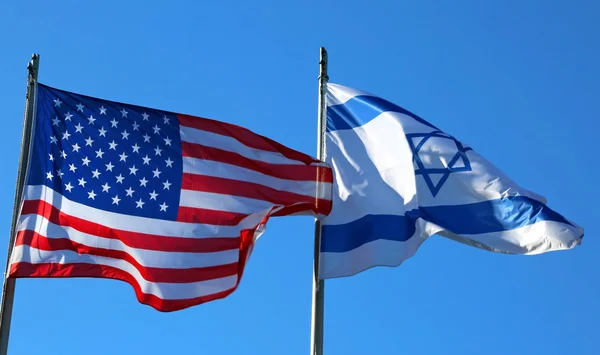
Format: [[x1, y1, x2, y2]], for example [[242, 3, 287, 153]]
[[64, 112, 73, 121], [132, 121, 140, 131], [71, 143, 81, 153], [142, 155, 151, 165], [110, 118, 118, 128], [162, 180, 171, 190], [108, 140, 118, 150], [60, 150, 68, 159], [85, 137, 94, 146], [99, 106, 107, 115], [62, 131, 71, 140], [56, 169, 64, 178], [102, 183, 111, 192], [129, 165, 138, 175], [165, 157, 174, 167], [164, 137, 172, 146], [53, 98, 62, 107], [154, 146, 162, 156], [139, 177, 148, 187], [87, 115, 96, 125], [74, 123, 84, 133], [159, 202, 168, 212], [121, 130, 130, 140], [149, 190, 158, 200], [64, 182, 74, 192], [120, 108, 128, 117], [82, 157, 91, 166], [46, 171, 53, 181], [115, 174, 125, 184], [76, 103, 84, 112], [152, 125, 161, 135], [88, 190, 97, 200], [105, 162, 115, 172], [49, 154, 55, 162], [125, 187, 135, 197], [112, 195, 121, 205], [98, 127, 107, 137], [142, 113, 149, 121], [119, 152, 128, 162], [132, 143, 140, 153], [69, 164, 77, 172], [162, 116, 170, 125], [50, 136, 58, 144], [136, 199, 145, 209], [78, 177, 87, 187], [95, 148, 105, 159], [52, 117, 60, 126], [142, 134, 151, 143], [92, 169, 101, 179], [152, 168, 161, 178]]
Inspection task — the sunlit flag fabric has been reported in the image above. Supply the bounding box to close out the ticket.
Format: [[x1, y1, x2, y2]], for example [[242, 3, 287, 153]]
[[319, 83, 584, 279], [9, 83, 333, 311]]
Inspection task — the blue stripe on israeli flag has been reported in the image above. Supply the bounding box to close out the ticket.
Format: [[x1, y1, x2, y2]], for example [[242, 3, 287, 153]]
[[319, 83, 583, 279]]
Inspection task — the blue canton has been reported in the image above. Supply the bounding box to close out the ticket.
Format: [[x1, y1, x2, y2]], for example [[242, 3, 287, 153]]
[[29, 84, 183, 221], [406, 130, 473, 197]]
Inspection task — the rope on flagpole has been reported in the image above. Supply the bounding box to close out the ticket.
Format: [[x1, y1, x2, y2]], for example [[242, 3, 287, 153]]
[[0, 53, 40, 355]]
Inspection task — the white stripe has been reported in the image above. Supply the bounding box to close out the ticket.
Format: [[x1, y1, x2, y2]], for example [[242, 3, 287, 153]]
[[319, 218, 439, 279], [183, 157, 332, 200], [17, 214, 239, 269], [326, 83, 374, 106], [319, 235, 427, 279], [445, 220, 583, 255], [11, 245, 238, 300], [179, 189, 275, 215], [319, 219, 583, 279], [23, 185, 270, 238], [180, 126, 306, 166]]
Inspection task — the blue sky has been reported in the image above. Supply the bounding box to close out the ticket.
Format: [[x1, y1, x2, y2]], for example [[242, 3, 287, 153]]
[[1, 1, 598, 354]]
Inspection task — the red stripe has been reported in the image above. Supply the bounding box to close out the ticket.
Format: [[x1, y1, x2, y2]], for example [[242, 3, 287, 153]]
[[176, 206, 249, 224], [182, 141, 333, 183], [178, 114, 322, 165], [182, 173, 332, 213], [9, 223, 263, 312], [21, 200, 240, 252], [15, 230, 238, 283], [271, 203, 331, 217], [9, 262, 237, 312]]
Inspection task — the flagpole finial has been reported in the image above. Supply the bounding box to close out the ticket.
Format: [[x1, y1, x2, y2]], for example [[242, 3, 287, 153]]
[[319, 47, 329, 81], [27, 54, 40, 80], [28, 54, 39, 69]]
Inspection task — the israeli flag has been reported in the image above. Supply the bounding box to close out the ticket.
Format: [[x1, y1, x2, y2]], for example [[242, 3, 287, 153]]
[[319, 83, 584, 279]]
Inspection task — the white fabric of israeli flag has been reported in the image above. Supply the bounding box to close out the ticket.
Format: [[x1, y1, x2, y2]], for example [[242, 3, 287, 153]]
[[319, 83, 584, 279]]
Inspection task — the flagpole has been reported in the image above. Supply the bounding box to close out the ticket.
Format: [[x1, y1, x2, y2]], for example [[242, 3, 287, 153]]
[[0, 53, 40, 355], [310, 47, 328, 355]]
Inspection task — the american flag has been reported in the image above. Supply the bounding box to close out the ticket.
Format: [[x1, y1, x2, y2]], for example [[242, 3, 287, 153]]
[[8, 83, 333, 311]]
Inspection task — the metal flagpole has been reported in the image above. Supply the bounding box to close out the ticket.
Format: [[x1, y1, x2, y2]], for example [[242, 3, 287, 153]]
[[310, 47, 328, 355], [0, 53, 40, 355]]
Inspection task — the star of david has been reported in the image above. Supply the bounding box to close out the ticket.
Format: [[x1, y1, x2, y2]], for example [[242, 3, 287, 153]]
[[406, 130, 472, 197]]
